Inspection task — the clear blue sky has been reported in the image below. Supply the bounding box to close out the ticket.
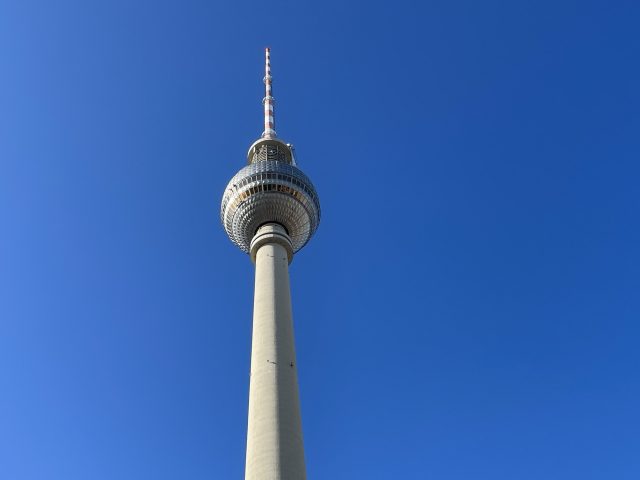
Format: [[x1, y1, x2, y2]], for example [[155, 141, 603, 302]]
[[1, 0, 638, 478]]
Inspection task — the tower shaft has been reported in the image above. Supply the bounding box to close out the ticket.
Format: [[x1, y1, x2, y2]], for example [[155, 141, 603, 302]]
[[246, 224, 306, 480]]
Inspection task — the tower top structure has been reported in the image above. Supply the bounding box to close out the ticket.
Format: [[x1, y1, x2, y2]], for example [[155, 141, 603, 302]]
[[221, 48, 321, 257], [246, 48, 295, 165]]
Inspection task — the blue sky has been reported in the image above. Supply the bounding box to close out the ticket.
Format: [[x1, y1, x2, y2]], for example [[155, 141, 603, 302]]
[[1, 0, 639, 478]]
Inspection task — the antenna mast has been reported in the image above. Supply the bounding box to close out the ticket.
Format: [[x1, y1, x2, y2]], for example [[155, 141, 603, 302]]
[[262, 48, 276, 138]]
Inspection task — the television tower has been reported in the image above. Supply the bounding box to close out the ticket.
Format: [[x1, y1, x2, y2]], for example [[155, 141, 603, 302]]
[[221, 48, 321, 480]]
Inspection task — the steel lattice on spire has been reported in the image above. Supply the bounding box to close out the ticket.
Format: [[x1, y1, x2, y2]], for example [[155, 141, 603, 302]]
[[262, 48, 276, 138]]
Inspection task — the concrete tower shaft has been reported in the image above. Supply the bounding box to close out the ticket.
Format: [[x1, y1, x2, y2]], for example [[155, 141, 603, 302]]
[[246, 224, 305, 480]]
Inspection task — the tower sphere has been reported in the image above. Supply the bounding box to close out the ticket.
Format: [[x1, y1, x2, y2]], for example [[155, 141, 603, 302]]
[[221, 138, 321, 254]]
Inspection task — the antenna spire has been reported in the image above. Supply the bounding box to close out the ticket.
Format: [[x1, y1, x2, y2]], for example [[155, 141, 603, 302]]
[[262, 48, 276, 138]]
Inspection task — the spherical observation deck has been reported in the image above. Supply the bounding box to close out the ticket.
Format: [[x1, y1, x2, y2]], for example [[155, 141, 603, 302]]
[[221, 139, 320, 254]]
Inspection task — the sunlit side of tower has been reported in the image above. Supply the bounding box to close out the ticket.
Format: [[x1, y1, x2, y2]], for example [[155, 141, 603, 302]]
[[220, 49, 320, 480]]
